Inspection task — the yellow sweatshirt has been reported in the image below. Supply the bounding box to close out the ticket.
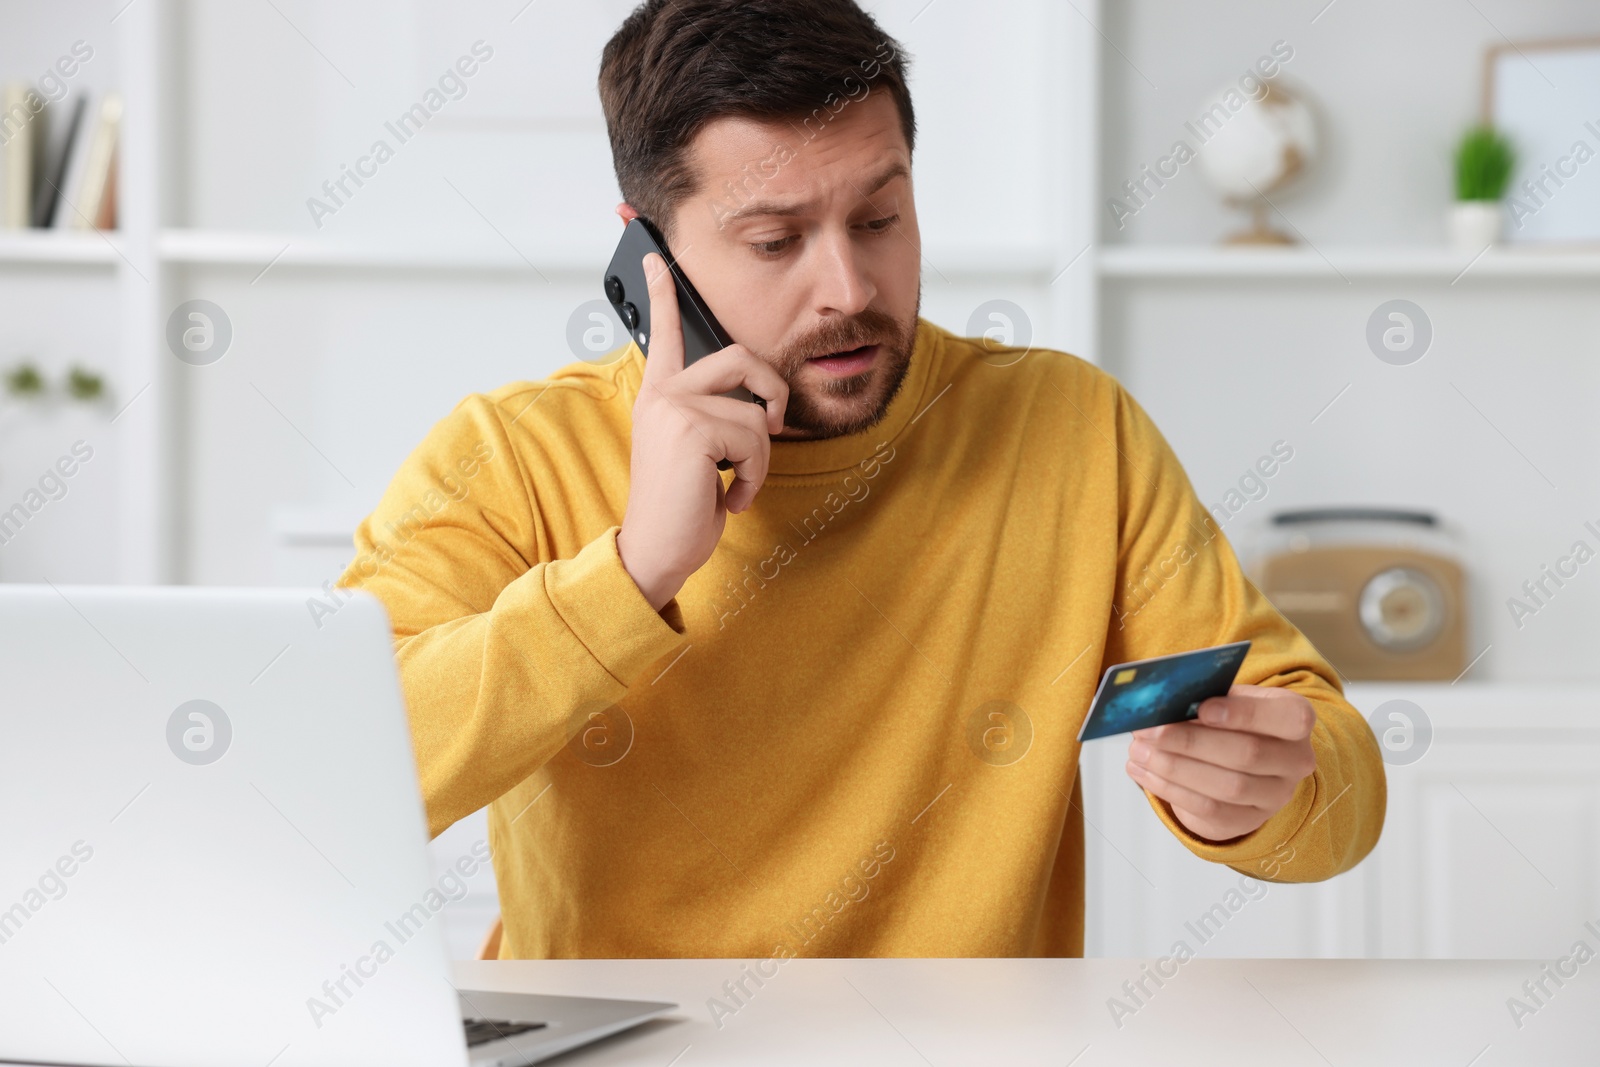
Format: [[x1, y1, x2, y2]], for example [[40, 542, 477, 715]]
[[337, 318, 1385, 959]]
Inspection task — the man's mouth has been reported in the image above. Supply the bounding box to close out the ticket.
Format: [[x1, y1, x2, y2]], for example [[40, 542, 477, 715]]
[[806, 344, 879, 376]]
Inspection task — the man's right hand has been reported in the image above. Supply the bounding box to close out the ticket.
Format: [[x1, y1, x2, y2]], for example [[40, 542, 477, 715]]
[[616, 252, 789, 613]]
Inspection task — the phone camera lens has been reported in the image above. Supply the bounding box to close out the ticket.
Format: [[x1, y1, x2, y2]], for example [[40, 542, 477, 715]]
[[619, 302, 639, 330], [605, 275, 625, 305]]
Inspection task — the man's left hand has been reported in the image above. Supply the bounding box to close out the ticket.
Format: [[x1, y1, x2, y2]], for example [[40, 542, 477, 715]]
[[1125, 684, 1317, 844]]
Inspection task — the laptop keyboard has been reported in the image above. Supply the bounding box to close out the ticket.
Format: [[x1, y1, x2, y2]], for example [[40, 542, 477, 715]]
[[463, 1018, 549, 1048]]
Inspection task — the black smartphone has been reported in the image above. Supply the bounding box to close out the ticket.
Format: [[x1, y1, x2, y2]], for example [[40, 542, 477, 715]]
[[604, 219, 763, 469]]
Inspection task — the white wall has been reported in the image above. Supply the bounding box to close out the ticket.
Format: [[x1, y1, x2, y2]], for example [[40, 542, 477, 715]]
[[1097, 0, 1600, 682], [1099, 0, 1600, 247], [1105, 275, 1600, 682]]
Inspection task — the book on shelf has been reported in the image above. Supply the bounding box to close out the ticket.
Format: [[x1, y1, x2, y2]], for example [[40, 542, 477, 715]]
[[1, 83, 34, 228], [67, 91, 121, 231], [0, 85, 120, 232], [32, 95, 85, 226]]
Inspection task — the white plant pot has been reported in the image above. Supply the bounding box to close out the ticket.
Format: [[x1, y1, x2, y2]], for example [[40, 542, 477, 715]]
[[1448, 200, 1502, 253]]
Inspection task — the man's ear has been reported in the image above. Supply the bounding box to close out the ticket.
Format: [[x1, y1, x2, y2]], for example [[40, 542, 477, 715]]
[[615, 202, 641, 226]]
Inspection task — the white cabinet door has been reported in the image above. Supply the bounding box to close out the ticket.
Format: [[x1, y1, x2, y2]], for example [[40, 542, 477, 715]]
[[1354, 683, 1600, 959]]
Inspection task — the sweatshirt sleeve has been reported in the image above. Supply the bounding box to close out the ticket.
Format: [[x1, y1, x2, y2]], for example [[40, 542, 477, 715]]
[[1100, 382, 1386, 883], [335, 394, 687, 839]]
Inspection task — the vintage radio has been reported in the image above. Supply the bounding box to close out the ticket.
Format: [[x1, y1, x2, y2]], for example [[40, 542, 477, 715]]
[[1246, 508, 1468, 681]]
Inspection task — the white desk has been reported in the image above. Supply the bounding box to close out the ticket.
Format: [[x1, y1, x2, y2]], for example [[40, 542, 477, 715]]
[[454, 958, 1596, 1065]]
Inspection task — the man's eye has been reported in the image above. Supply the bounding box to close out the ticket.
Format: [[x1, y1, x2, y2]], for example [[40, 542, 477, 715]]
[[748, 215, 899, 258], [751, 236, 799, 257]]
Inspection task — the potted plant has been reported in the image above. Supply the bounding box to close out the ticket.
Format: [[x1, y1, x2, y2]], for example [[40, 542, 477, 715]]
[[1450, 125, 1514, 252]]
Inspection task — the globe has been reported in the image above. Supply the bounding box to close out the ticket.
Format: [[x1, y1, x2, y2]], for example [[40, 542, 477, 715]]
[[1195, 81, 1317, 244]]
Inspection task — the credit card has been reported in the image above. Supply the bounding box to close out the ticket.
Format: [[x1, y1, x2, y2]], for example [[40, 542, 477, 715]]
[[1076, 640, 1252, 742]]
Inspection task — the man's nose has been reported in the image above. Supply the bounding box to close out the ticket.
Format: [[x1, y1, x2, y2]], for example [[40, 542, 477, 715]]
[[811, 232, 877, 316]]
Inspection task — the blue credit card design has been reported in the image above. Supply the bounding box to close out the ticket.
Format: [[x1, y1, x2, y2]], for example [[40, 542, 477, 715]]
[[1076, 640, 1252, 742]]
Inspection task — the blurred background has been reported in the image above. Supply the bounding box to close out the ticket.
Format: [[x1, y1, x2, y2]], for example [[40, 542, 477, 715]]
[[3, 0, 1599, 961]]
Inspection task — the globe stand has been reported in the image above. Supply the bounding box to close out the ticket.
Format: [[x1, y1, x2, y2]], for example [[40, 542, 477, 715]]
[[1223, 198, 1295, 246]]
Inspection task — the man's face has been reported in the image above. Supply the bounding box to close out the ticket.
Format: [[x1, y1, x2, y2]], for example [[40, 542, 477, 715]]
[[659, 91, 921, 441]]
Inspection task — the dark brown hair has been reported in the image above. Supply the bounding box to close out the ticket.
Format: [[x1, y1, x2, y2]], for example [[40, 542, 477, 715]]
[[599, 0, 916, 243]]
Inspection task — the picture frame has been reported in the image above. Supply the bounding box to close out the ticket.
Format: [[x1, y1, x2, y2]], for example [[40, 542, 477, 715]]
[[1483, 37, 1600, 245]]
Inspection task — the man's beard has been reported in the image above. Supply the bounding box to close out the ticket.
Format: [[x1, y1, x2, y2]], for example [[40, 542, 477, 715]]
[[765, 287, 922, 440]]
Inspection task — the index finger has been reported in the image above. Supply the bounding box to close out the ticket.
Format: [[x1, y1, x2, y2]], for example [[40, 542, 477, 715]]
[[640, 252, 684, 380], [1196, 684, 1316, 741]]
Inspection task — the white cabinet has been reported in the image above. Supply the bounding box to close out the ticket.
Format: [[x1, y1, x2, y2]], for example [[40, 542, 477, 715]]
[[1082, 683, 1600, 959]]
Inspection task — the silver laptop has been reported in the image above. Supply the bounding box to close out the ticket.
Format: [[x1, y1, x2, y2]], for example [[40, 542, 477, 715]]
[[0, 585, 674, 1067]]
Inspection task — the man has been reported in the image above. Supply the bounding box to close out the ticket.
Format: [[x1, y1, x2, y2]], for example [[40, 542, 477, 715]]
[[338, 0, 1384, 959]]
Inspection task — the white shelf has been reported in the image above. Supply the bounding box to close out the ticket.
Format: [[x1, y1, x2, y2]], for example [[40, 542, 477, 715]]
[[1343, 681, 1600, 726], [157, 229, 1066, 276], [158, 229, 592, 274], [0, 231, 121, 266], [1098, 244, 1600, 280], [922, 242, 1063, 276]]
